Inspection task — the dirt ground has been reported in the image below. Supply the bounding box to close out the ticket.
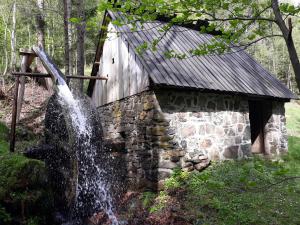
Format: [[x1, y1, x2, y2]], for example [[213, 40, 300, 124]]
[[0, 79, 52, 136]]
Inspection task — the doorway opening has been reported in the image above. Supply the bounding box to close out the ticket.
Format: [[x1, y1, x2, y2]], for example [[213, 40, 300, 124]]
[[248, 100, 272, 154]]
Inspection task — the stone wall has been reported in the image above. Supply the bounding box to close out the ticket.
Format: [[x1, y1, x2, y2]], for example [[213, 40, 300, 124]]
[[97, 89, 288, 190], [264, 101, 288, 155]]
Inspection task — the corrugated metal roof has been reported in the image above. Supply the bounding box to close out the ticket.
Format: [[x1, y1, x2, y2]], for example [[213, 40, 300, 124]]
[[107, 11, 296, 100]]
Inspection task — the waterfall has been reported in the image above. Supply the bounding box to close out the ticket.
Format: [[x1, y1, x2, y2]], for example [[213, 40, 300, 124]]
[[31, 47, 121, 224], [57, 83, 119, 225]]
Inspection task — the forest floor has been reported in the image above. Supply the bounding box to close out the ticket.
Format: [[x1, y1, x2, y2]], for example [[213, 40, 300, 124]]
[[0, 80, 300, 224]]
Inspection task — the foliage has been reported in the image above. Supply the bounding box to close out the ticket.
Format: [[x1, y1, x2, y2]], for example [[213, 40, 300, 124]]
[[0, 122, 54, 225], [149, 191, 170, 213], [164, 167, 189, 190], [141, 191, 156, 208], [146, 134, 300, 225], [0, 0, 103, 75], [100, 0, 300, 94]]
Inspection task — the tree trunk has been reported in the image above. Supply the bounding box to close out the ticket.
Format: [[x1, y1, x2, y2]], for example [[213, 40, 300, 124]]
[[3, 21, 8, 76], [70, 0, 85, 92], [10, 1, 16, 72], [63, 0, 73, 80], [36, 0, 45, 48], [272, 0, 300, 92], [35, 0, 52, 90], [27, 24, 31, 48]]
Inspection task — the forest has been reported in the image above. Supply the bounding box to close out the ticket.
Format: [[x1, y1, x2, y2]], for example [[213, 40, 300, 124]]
[[0, 0, 300, 225], [0, 0, 299, 92]]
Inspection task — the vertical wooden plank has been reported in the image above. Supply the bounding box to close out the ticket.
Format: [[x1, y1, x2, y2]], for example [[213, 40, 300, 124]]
[[135, 54, 144, 92], [10, 75, 20, 152], [113, 33, 119, 101], [16, 55, 35, 121], [129, 48, 137, 95], [123, 41, 130, 97], [118, 37, 125, 99]]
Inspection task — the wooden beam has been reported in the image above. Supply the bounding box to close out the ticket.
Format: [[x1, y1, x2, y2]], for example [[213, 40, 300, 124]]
[[10, 76, 20, 152], [66, 75, 108, 80], [12, 72, 51, 78], [19, 48, 37, 57], [12, 72, 108, 80], [17, 55, 36, 122]]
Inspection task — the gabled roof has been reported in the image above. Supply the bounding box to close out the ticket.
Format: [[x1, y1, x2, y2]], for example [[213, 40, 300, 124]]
[[88, 11, 296, 100]]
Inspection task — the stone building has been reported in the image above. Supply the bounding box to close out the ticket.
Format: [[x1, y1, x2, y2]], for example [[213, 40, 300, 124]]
[[87, 11, 296, 189]]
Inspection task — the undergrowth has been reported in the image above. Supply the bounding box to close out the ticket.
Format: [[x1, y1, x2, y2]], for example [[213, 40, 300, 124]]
[[0, 122, 53, 225], [148, 136, 300, 225]]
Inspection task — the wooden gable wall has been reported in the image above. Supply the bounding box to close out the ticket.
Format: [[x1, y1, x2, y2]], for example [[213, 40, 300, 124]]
[[91, 23, 150, 107]]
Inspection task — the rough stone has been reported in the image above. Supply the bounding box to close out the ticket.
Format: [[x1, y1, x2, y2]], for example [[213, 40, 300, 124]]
[[194, 159, 210, 171], [181, 125, 196, 137], [158, 160, 179, 169], [223, 146, 239, 159], [96, 89, 288, 190], [200, 139, 212, 148]]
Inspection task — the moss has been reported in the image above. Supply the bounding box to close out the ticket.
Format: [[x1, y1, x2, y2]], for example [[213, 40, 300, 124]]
[[0, 122, 54, 224]]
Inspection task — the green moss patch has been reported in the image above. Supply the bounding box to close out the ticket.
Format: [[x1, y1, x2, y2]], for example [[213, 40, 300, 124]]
[[0, 122, 53, 225]]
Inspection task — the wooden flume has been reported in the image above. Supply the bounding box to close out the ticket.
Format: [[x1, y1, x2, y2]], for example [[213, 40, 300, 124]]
[[10, 48, 106, 152]]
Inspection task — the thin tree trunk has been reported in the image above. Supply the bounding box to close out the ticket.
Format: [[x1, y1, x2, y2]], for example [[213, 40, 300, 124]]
[[71, 0, 85, 92], [3, 21, 8, 76], [36, 0, 45, 48], [10, 1, 16, 72], [63, 0, 73, 80], [36, 0, 52, 90], [27, 24, 31, 48], [272, 0, 300, 92]]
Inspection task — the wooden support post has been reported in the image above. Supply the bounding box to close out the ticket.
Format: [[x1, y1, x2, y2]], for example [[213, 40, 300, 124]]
[[10, 51, 36, 152], [10, 75, 20, 152], [16, 55, 36, 122]]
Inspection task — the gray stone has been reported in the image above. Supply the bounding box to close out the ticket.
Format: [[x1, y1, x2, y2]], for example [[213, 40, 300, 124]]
[[223, 146, 239, 159], [194, 160, 210, 171], [200, 139, 212, 148], [181, 140, 187, 149], [182, 161, 193, 168], [241, 144, 251, 157], [181, 125, 196, 137], [170, 155, 180, 163], [158, 160, 179, 169]]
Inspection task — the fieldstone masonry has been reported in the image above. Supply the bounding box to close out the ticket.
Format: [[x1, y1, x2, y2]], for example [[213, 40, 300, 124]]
[[264, 102, 288, 155], [97, 89, 288, 190]]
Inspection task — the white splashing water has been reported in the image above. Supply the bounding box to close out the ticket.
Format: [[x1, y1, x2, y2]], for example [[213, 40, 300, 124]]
[[57, 83, 119, 225]]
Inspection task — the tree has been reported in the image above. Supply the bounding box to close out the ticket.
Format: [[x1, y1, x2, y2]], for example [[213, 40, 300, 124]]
[[10, 0, 16, 72], [63, 0, 73, 80], [103, 0, 300, 92], [70, 0, 86, 92]]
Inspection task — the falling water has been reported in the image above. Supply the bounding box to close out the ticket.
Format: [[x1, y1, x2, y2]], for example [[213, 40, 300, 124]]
[[57, 83, 119, 225], [31, 47, 121, 224]]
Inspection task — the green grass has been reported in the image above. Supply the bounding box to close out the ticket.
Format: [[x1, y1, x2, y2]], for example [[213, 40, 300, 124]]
[[285, 101, 300, 137], [159, 145, 300, 225], [149, 102, 300, 225]]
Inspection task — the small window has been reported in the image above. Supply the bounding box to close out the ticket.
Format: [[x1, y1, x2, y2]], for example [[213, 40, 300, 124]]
[[112, 58, 115, 64]]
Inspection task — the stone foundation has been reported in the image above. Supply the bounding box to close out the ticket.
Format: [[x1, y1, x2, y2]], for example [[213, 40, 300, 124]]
[[97, 90, 288, 190]]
